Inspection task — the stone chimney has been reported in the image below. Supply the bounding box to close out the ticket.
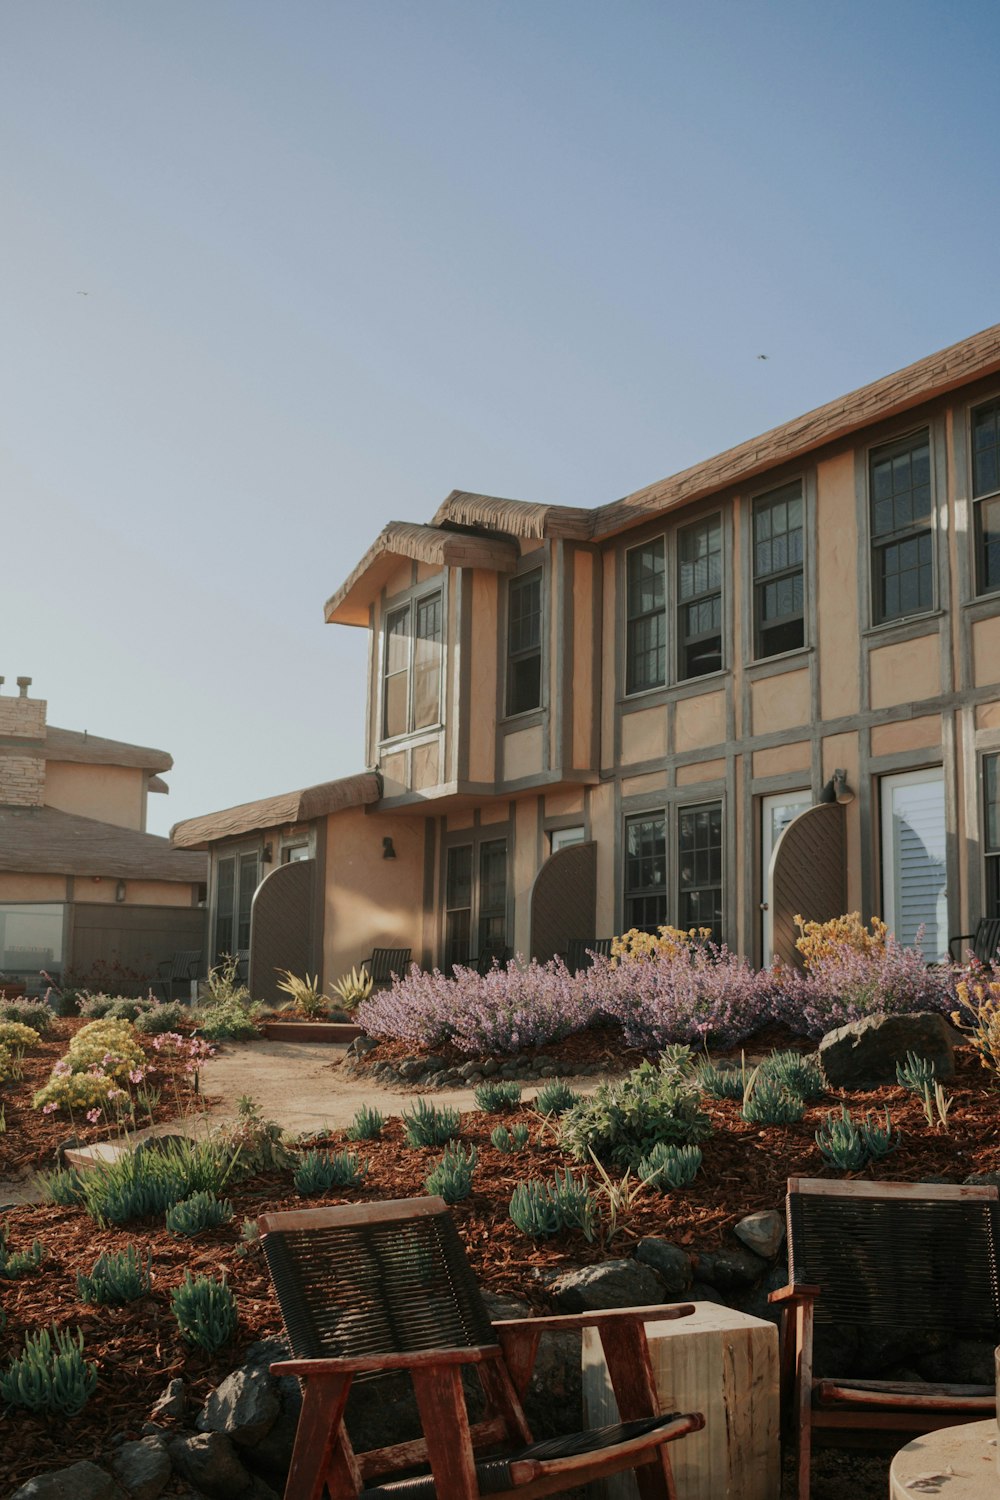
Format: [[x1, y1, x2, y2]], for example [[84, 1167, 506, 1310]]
[[0, 677, 46, 807]]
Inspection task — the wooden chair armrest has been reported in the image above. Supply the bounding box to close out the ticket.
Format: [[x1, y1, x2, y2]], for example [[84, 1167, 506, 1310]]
[[492, 1302, 695, 1335], [949, 933, 975, 960], [271, 1344, 501, 1378], [768, 1283, 821, 1305]]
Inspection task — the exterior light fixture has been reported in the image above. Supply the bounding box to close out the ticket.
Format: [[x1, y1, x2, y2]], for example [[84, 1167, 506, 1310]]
[[382, 837, 396, 860], [115, 880, 126, 903], [261, 843, 273, 863], [820, 769, 854, 805]]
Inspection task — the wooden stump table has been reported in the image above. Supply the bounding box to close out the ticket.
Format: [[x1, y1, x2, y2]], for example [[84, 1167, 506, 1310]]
[[889, 1420, 998, 1498], [581, 1302, 780, 1500]]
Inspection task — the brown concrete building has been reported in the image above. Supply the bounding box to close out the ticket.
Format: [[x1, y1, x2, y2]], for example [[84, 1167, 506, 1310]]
[[174, 323, 1000, 987], [0, 679, 206, 992]]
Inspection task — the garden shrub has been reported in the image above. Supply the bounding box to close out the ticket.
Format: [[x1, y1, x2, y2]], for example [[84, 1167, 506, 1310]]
[[171, 1273, 237, 1353], [0, 1021, 41, 1052], [815, 1106, 896, 1170], [0, 1044, 14, 1085], [401, 1098, 461, 1147], [424, 1142, 477, 1203], [67, 1018, 145, 1079], [491, 1123, 530, 1152], [345, 1104, 384, 1141], [81, 1139, 236, 1225], [33, 1069, 116, 1116], [0, 999, 51, 1034], [294, 1149, 366, 1195], [952, 975, 1000, 1079], [36, 1167, 86, 1207], [77, 1245, 151, 1304], [135, 1001, 188, 1035], [473, 1080, 522, 1112], [590, 941, 777, 1050], [895, 1050, 938, 1091], [331, 965, 373, 1009], [558, 1056, 711, 1169], [0, 1326, 97, 1416], [636, 1142, 702, 1190], [696, 1061, 745, 1100], [740, 1076, 804, 1126], [166, 1191, 235, 1236], [196, 994, 260, 1041], [534, 1080, 580, 1116], [509, 1170, 596, 1240], [0, 1224, 45, 1280], [758, 1049, 824, 1101]]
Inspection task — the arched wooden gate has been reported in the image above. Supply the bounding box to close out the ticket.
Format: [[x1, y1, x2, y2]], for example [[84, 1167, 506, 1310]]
[[529, 841, 597, 964], [248, 858, 317, 1004], [770, 803, 846, 969]]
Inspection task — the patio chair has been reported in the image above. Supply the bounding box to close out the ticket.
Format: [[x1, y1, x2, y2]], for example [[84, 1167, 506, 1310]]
[[476, 943, 511, 975], [770, 1177, 1000, 1500], [947, 915, 1000, 964], [359, 948, 411, 986], [153, 950, 201, 1002], [565, 938, 613, 975], [259, 1197, 705, 1499]]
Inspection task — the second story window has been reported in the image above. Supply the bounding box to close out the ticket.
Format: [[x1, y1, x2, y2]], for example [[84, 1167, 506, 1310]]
[[972, 399, 1000, 595], [753, 483, 804, 658], [506, 570, 542, 716], [625, 539, 666, 694], [382, 591, 443, 741], [870, 431, 933, 624], [677, 515, 723, 679]]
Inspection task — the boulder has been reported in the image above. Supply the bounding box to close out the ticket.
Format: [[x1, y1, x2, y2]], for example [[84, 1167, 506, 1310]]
[[694, 1246, 766, 1291], [481, 1292, 579, 1437], [197, 1363, 280, 1447], [10, 1463, 117, 1500], [112, 1437, 172, 1500], [149, 1376, 187, 1422], [549, 1258, 666, 1311], [168, 1433, 251, 1499], [734, 1210, 785, 1260], [818, 1011, 955, 1089], [634, 1238, 694, 1295]]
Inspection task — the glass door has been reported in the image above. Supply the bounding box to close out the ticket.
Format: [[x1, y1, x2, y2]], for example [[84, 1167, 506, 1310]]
[[762, 791, 812, 964], [881, 768, 947, 961]]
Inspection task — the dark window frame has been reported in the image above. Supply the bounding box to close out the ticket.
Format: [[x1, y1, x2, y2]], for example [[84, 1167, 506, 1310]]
[[505, 569, 543, 718], [623, 812, 667, 933], [444, 835, 509, 969], [625, 537, 667, 695], [380, 588, 444, 743], [677, 514, 723, 680], [869, 430, 934, 626], [972, 398, 1000, 597], [677, 800, 723, 943], [984, 754, 1000, 920], [752, 482, 805, 659], [213, 846, 260, 963]]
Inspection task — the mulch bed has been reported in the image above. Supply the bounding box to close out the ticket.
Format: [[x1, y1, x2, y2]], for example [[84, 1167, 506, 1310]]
[[0, 1028, 998, 1490]]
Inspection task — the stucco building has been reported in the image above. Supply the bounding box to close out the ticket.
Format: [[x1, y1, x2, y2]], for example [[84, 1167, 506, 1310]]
[[173, 323, 1000, 989], [0, 679, 206, 993]]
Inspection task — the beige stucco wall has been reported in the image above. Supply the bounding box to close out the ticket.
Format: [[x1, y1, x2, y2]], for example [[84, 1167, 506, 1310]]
[[975, 701, 1000, 732], [44, 761, 147, 830], [468, 572, 498, 783], [81, 878, 194, 907], [972, 616, 1000, 687], [503, 725, 544, 782], [322, 807, 425, 983], [870, 636, 941, 708], [0, 873, 67, 902], [751, 670, 810, 736], [545, 788, 585, 817], [752, 741, 811, 777], [674, 692, 726, 753], [816, 451, 860, 721], [870, 715, 943, 758], [676, 758, 726, 786], [621, 706, 666, 764]]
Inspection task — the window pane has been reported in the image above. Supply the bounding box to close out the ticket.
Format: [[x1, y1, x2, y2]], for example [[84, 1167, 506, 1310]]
[[412, 593, 442, 729], [383, 605, 411, 738], [624, 814, 666, 932], [507, 571, 542, 715], [0, 903, 65, 977], [678, 517, 723, 679], [385, 607, 410, 673], [507, 655, 542, 717], [446, 909, 471, 968], [477, 839, 508, 955], [986, 756, 1000, 854], [979, 495, 1000, 594], [871, 434, 934, 623], [446, 845, 473, 909], [973, 401, 1000, 501], [384, 673, 409, 739], [625, 541, 666, 694], [237, 854, 259, 950], [677, 803, 723, 943], [215, 857, 236, 957]]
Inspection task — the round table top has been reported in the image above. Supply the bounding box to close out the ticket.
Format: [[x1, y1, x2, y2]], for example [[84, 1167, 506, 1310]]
[[889, 1420, 998, 1498]]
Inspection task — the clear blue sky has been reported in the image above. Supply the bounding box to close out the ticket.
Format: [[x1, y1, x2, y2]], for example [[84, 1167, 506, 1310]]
[[3, 1, 998, 835]]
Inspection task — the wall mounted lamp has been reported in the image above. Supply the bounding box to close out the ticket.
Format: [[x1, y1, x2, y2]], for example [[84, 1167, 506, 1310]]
[[261, 843, 273, 863], [115, 880, 126, 903], [382, 837, 396, 860], [820, 769, 855, 805]]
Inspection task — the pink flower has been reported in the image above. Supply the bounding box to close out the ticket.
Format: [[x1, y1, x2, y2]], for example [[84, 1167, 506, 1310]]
[[42, 1102, 57, 1115], [53, 1060, 71, 1077], [107, 1088, 127, 1102], [128, 1068, 146, 1084], [86, 1108, 101, 1123]]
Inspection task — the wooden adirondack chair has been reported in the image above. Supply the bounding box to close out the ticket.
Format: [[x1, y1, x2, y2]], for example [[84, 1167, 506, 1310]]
[[359, 948, 411, 985], [153, 950, 201, 1002], [259, 1198, 705, 1499], [948, 915, 1000, 964], [770, 1177, 1000, 1500], [565, 938, 613, 975]]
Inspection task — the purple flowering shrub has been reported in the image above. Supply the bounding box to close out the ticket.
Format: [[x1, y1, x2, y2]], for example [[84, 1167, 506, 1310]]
[[773, 930, 957, 1038], [586, 944, 778, 1050], [357, 958, 603, 1056]]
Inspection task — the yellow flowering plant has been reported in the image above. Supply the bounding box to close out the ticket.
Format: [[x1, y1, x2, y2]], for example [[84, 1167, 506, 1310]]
[[952, 977, 1000, 1079], [0, 1022, 39, 1053], [67, 1020, 145, 1080], [793, 912, 888, 971], [0, 1044, 14, 1085], [33, 1070, 116, 1115], [611, 926, 714, 966]]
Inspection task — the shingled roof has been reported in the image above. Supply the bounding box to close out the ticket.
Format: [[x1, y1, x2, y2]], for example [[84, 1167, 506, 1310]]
[[171, 771, 382, 849], [0, 805, 206, 882], [42, 727, 173, 774], [324, 523, 522, 626]]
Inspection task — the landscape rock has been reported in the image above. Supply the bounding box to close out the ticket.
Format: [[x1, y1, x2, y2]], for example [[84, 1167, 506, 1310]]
[[197, 1363, 280, 1447], [112, 1437, 172, 1500], [734, 1210, 785, 1259], [168, 1433, 251, 1499], [634, 1238, 693, 1295], [689, 1280, 726, 1306], [694, 1246, 766, 1291], [9, 1463, 117, 1500], [818, 1011, 955, 1089], [549, 1258, 667, 1311], [481, 1292, 579, 1436], [397, 1059, 425, 1080], [149, 1377, 187, 1421], [915, 1339, 997, 1385]]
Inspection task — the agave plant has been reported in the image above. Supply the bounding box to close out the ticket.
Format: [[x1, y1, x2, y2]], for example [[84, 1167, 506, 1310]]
[[331, 966, 374, 1009]]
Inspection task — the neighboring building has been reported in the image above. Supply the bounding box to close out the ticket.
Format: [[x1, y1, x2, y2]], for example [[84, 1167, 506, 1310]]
[[173, 323, 1000, 986], [0, 679, 207, 993]]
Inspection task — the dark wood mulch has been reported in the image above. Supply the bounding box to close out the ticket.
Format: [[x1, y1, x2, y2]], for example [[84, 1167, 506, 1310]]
[[0, 1031, 997, 1490]]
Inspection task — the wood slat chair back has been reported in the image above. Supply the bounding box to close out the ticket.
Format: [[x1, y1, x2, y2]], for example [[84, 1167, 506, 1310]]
[[261, 1199, 495, 1370], [154, 950, 201, 1001], [565, 939, 613, 974], [948, 915, 1000, 963], [362, 948, 412, 985]]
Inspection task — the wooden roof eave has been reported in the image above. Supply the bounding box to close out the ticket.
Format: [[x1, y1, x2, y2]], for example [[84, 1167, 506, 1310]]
[[324, 522, 521, 627]]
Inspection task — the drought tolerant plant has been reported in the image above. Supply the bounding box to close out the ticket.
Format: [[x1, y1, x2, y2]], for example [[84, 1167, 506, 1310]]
[[758, 1050, 825, 1101], [0, 1223, 45, 1279], [0, 1044, 14, 1085], [80, 1138, 237, 1226], [511, 1123, 530, 1149], [815, 1106, 897, 1170], [402, 1098, 461, 1148], [740, 1075, 805, 1126], [135, 1001, 187, 1036], [294, 1148, 366, 1195], [473, 1079, 522, 1112], [276, 970, 329, 1018], [696, 1060, 746, 1100], [0, 999, 51, 1033], [36, 1167, 86, 1207], [534, 1080, 580, 1116], [491, 1123, 530, 1152], [636, 1142, 703, 1190], [236, 1217, 261, 1257], [166, 1191, 235, 1236], [345, 1104, 384, 1141], [33, 1068, 116, 1116], [196, 955, 260, 1040], [611, 924, 714, 963], [558, 1055, 711, 1170], [330, 965, 374, 1009], [0, 1021, 41, 1051], [509, 1170, 596, 1240], [217, 1096, 295, 1174], [952, 975, 1000, 1079], [425, 1142, 478, 1203], [0, 1325, 97, 1416], [66, 1018, 146, 1080], [77, 1245, 152, 1304], [895, 1051, 938, 1091], [171, 1273, 238, 1353]]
